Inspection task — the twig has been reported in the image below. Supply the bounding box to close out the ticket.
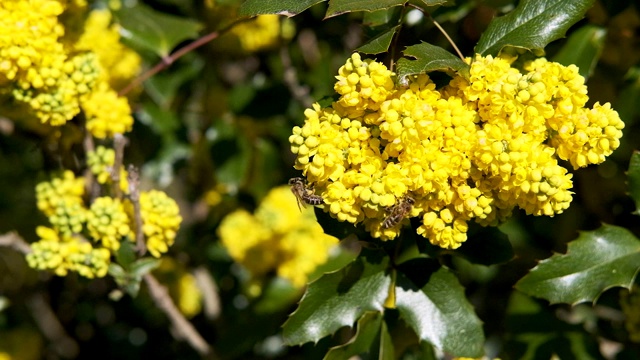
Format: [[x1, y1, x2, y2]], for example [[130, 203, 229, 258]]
[[82, 122, 99, 200], [408, 4, 465, 60], [111, 134, 127, 200], [118, 18, 252, 97], [0, 232, 32, 254], [280, 46, 313, 108], [26, 292, 80, 359], [193, 267, 221, 320], [143, 273, 214, 358], [127, 165, 146, 256]]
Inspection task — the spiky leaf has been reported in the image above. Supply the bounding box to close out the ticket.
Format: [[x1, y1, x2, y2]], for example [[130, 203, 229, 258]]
[[396, 42, 470, 81], [324, 312, 384, 360], [396, 259, 485, 357], [282, 250, 391, 345], [239, 0, 327, 17], [628, 151, 640, 215], [515, 225, 640, 305], [475, 0, 596, 56], [357, 26, 400, 54], [326, 0, 406, 18]]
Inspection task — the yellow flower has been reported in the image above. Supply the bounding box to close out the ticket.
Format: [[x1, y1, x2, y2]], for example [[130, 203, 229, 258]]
[[290, 53, 624, 249], [218, 185, 338, 287], [82, 81, 134, 138], [135, 190, 182, 258], [87, 196, 131, 252]]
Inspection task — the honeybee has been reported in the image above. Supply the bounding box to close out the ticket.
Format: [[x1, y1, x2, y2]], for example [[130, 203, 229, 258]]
[[382, 196, 415, 229], [289, 177, 324, 209]]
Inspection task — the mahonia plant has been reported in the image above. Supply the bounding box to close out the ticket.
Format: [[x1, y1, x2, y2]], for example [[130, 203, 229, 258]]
[[289, 52, 624, 249], [0, 0, 184, 280]]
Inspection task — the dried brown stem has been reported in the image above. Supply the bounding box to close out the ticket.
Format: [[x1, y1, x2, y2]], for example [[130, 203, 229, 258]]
[[127, 165, 146, 256], [26, 293, 80, 359], [111, 134, 127, 200], [82, 125, 99, 200], [143, 273, 214, 358], [0, 232, 32, 254]]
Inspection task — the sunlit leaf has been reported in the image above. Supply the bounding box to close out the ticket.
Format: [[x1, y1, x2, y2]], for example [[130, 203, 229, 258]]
[[628, 151, 640, 216], [326, 0, 406, 18], [396, 42, 470, 81], [115, 4, 203, 57], [396, 259, 485, 357], [324, 312, 384, 360], [282, 250, 391, 345], [357, 26, 400, 54], [407, 0, 450, 8], [515, 225, 640, 305], [363, 7, 402, 26], [239, 0, 327, 17], [552, 25, 606, 78], [475, 0, 596, 56]]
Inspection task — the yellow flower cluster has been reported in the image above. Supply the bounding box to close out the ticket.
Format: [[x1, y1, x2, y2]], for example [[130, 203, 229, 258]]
[[218, 186, 338, 287], [228, 15, 292, 53], [155, 258, 203, 318], [30, 172, 183, 277], [0, 1, 140, 137], [86, 145, 129, 191], [26, 226, 110, 278], [136, 190, 183, 258], [290, 53, 624, 249]]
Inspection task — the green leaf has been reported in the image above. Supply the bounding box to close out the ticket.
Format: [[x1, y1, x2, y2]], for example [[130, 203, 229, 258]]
[[115, 241, 136, 270], [108, 263, 127, 282], [325, 0, 406, 18], [455, 226, 514, 266], [379, 319, 394, 360], [239, 0, 327, 17], [395, 260, 485, 357], [627, 151, 640, 216], [253, 277, 302, 314], [130, 258, 162, 279], [282, 250, 392, 345], [552, 25, 606, 78], [362, 7, 402, 26], [515, 225, 640, 305], [115, 4, 203, 57], [475, 0, 596, 56], [504, 292, 605, 360], [357, 26, 400, 54], [408, 0, 450, 8], [324, 312, 384, 360], [396, 42, 470, 81], [616, 68, 640, 127]]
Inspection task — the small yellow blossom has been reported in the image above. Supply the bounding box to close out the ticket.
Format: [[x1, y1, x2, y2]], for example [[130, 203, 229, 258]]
[[35, 170, 85, 217], [133, 190, 182, 258], [218, 185, 338, 287], [86, 197, 131, 251], [82, 81, 134, 138]]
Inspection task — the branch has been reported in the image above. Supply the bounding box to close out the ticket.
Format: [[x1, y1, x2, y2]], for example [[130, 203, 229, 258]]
[[118, 18, 252, 97], [0, 232, 32, 254], [111, 134, 127, 200], [127, 165, 146, 256], [143, 273, 215, 358], [26, 292, 80, 359]]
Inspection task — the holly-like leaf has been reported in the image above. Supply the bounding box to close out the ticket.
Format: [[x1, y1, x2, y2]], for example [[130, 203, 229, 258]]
[[628, 151, 640, 215], [324, 311, 384, 360], [115, 4, 203, 57], [407, 0, 450, 8], [363, 7, 402, 26], [326, 0, 406, 18], [475, 0, 596, 56], [616, 68, 640, 127], [552, 25, 606, 78], [282, 250, 391, 345], [239, 0, 327, 17], [357, 26, 400, 54], [515, 225, 640, 305], [396, 42, 470, 81], [395, 260, 485, 357]]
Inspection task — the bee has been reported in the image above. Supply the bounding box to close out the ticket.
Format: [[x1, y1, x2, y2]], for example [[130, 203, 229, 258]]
[[289, 177, 324, 209], [382, 196, 415, 229]]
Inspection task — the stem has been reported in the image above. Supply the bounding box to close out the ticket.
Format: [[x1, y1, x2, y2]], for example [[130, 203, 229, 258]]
[[127, 165, 146, 256], [0, 232, 32, 254], [143, 273, 215, 358], [408, 4, 465, 60], [118, 18, 252, 97], [111, 134, 127, 200], [389, 6, 408, 72]]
